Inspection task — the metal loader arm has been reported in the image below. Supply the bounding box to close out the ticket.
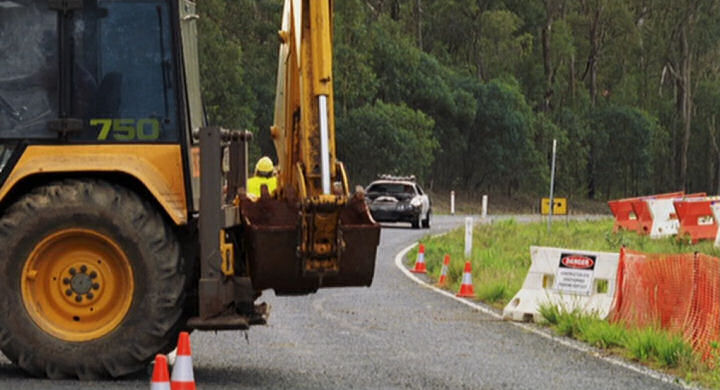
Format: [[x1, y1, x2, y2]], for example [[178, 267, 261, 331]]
[[239, 0, 379, 293], [271, 0, 347, 274], [272, 0, 338, 198]]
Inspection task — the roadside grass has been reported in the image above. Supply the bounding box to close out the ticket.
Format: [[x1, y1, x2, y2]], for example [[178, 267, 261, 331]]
[[413, 217, 720, 388], [539, 304, 698, 371], [418, 217, 720, 309]]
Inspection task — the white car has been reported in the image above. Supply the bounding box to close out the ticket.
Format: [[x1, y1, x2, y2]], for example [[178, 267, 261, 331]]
[[365, 175, 431, 229]]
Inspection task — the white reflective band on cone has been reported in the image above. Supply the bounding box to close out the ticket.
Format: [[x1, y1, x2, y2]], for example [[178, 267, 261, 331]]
[[171, 356, 194, 382], [461, 272, 472, 284], [151, 381, 171, 390]]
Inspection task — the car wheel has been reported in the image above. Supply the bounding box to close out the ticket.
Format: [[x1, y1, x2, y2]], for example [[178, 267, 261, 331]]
[[411, 213, 421, 229], [422, 210, 431, 229]]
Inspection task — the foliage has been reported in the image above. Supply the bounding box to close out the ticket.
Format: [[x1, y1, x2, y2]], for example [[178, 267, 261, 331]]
[[419, 218, 720, 309], [337, 100, 437, 184], [540, 305, 694, 369], [589, 105, 659, 198], [420, 219, 720, 386], [467, 78, 545, 195], [196, 0, 720, 199]]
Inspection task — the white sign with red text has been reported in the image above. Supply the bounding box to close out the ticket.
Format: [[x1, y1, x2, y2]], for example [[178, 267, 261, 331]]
[[553, 253, 596, 295]]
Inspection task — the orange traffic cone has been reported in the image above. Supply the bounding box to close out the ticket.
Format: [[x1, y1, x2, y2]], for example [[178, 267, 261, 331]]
[[436, 254, 450, 287], [411, 244, 427, 273], [171, 332, 196, 390], [151, 354, 171, 390], [456, 261, 475, 298]]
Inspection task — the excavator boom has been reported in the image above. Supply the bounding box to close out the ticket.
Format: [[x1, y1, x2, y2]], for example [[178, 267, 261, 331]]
[[240, 0, 380, 294]]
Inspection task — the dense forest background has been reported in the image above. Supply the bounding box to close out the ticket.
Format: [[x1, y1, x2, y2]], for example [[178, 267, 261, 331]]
[[198, 0, 720, 201]]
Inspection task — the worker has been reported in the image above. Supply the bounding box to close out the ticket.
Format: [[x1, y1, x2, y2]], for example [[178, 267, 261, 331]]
[[247, 156, 278, 198]]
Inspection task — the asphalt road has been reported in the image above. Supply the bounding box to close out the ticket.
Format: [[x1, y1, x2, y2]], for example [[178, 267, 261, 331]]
[[0, 214, 688, 389]]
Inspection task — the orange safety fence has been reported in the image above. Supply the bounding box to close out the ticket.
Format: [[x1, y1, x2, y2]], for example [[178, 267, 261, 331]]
[[610, 248, 720, 360]]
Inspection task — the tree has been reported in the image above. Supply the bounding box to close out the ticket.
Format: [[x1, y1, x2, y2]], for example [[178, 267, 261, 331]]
[[654, 0, 719, 189], [336, 100, 438, 185], [466, 77, 544, 195], [589, 105, 658, 197], [695, 79, 720, 193]]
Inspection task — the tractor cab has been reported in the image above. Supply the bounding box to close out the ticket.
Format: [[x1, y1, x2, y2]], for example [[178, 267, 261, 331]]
[[0, 0, 195, 144]]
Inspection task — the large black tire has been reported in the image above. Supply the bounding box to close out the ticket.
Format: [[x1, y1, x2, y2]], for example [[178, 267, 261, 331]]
[[0, 179, 185, 379], [411, 212, 421, 229], [422, 209, 431, 229]]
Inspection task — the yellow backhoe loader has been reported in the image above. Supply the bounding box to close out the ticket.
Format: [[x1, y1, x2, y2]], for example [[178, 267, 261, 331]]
[[0, 0, 379, 379]]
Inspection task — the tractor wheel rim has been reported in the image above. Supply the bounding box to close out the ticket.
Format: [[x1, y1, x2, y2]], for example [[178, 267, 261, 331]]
[[21, 228, 134, 342]]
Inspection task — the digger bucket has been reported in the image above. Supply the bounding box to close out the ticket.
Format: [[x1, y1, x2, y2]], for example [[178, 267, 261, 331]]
[[241, 193, 380, 295]]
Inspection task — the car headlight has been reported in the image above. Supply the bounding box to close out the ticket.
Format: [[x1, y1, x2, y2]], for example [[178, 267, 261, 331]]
[[410, 198, 422, 208]]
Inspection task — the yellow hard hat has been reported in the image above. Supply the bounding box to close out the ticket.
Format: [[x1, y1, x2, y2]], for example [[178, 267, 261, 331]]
[[255, 156, 274, 175]]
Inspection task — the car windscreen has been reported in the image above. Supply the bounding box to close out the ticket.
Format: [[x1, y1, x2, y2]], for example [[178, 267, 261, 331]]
[[366, 183, 416, 197]]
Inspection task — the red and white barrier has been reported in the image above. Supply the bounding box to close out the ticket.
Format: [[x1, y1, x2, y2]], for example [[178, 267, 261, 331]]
[[608, 192, 683, 233], [675, 196, 720, 243], [637, 197, 679, 238], [503, 246, 619, 322], [608, 197, 642, 232], [712, 202, 720, 248], [634, 193, 705, 238]]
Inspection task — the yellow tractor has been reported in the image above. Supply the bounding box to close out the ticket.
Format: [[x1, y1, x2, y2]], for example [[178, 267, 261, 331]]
[[0, 0, 379, 379]]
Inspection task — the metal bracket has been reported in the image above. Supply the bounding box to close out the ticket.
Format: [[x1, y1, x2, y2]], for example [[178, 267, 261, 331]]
[[48, 0, 82, 11], [48, 118, 84, 135], [220, 230, 234, 276]]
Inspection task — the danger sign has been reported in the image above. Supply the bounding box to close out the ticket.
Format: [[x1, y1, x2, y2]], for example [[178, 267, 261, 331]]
[[553, 253, 596, 296]]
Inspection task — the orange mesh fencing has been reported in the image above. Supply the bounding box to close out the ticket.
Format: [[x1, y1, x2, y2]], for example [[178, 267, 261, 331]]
[[610, 249, 720, 360]]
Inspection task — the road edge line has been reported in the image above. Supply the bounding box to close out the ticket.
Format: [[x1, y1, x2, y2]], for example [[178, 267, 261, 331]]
[[394, 241, 695, 389]]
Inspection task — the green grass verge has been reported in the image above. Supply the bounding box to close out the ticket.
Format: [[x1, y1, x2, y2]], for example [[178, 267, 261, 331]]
[[414, 217, 720, 388], [539, 305, 695, 369], [416, 218, 720, 308]]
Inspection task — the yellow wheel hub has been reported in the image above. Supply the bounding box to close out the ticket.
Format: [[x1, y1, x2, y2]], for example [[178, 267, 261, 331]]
[[21, 229, 134, 342]]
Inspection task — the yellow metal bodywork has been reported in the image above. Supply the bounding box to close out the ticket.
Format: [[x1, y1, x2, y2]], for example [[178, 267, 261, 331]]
[[228, 0, 380, 292], [1, 145, 188, 225], [21, 228, 135, 342], [273, 0, 337, 197], [268, 0, 351, 271], [220, 230, 234, 276]]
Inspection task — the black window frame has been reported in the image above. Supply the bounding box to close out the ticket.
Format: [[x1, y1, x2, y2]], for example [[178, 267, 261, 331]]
[[0, 0, 184, 143]]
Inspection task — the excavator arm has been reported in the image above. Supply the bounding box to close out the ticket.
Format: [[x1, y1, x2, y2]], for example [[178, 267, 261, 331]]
[[239, 0, 380, 294], [273, 0, 338, 196]]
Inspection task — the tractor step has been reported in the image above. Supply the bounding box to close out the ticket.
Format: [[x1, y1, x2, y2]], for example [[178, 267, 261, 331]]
[[186, 303, 270, 330]]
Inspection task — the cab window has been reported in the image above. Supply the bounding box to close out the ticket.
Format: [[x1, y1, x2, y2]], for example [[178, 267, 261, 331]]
[[0, 0, 178, 142], [0, 1, 58, 138], [70, 0, 178, 141]]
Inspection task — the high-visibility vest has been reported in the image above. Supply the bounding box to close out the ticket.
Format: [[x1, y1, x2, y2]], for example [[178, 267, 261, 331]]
[[247, 176, 277, 198]]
